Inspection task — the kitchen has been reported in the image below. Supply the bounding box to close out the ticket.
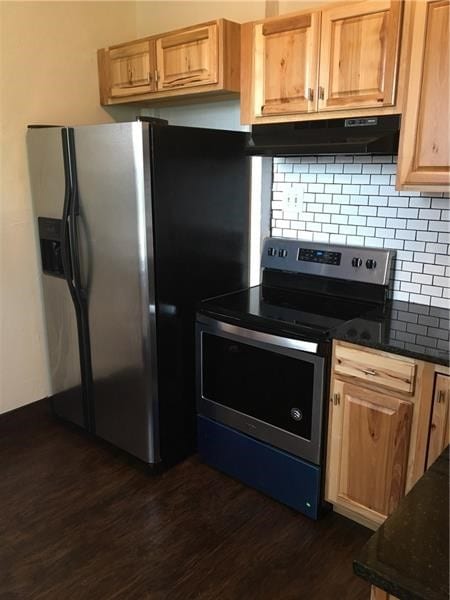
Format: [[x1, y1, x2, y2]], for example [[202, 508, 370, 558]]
[[1, 1, 449, 599]]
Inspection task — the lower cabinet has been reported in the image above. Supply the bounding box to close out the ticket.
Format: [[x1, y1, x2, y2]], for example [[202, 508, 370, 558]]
[[427, 373, 450, 468], [326, 341, 447, 529], [370, 587, 398, 600]]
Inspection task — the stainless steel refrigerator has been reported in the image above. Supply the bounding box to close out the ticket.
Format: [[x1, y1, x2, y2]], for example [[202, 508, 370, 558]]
[[27, 119, 249, 466]]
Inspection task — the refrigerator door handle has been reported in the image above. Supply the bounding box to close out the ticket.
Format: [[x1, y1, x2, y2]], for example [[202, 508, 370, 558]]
[[61, 128, 95, 432]]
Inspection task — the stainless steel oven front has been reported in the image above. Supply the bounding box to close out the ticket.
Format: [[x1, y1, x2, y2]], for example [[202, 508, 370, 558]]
[[196, 314, 326, 465]]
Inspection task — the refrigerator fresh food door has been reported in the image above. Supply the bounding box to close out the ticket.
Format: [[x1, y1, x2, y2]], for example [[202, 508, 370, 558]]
[[27, 127, 86, 427], [73, 122, 159, 464]]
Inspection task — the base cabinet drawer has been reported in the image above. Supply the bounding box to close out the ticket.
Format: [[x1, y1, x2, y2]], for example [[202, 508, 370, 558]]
[[334, 343, 416, 395]]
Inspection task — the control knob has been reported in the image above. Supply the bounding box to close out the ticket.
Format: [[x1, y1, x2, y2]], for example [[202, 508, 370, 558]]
[[351, 257, 362, 268], [366, 259, 377, 269]]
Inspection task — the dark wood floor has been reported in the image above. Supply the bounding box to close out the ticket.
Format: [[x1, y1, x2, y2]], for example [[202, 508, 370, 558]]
[[0, 400, 372, 600]]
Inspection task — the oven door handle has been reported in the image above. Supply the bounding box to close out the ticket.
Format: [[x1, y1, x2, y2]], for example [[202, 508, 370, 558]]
[[198, 316, 319, 355]]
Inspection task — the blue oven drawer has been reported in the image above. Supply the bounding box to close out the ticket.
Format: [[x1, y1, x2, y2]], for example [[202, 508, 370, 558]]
[[197, 415, 321, 519]]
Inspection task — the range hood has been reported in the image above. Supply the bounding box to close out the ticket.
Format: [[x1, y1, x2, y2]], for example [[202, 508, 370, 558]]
[[246, 115, 400, 156]]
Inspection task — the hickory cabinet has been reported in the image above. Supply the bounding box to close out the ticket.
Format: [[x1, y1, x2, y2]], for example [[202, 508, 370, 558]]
[[396, 0, 450, 192], [98, 20, 240, 106], [427, 373, 450, 467], [105, 40, 156, 99], [326, 341, 449, 530], [241, 0, 405, 124]]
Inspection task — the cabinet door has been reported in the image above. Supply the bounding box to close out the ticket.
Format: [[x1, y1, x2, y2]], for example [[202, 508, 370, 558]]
[[156, 24, 218, 91], [326, 380, 413, 524], [109, 41, 155, 98], [427, 374, 450, 468], [318, 0, 402, 111], [253, 12, 320, 117], [397, 0, 450, 191]]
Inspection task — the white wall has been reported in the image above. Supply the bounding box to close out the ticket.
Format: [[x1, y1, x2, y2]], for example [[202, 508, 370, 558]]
[[0, 2, 138, 414]]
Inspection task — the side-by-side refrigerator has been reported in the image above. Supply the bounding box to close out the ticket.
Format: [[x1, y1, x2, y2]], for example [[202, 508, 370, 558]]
[[27, 119, 250, 466]]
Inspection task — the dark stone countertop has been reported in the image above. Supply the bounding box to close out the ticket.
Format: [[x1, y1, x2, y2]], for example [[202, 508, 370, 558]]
[[334, 299, 450, 366], [354, 448, 449, 600]]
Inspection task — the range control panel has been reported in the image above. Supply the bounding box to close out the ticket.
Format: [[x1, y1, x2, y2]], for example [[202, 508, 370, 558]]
[[261, 238, 394, 286], [298, 248, 341, 265]]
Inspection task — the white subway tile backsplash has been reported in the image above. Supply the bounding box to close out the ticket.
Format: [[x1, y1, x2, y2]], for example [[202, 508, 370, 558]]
[[332, 214, 349, 224], [429, 220, 449, 232], [417, 231, 438, 242], [396, 230, 416, 241], [341, 205, 359, 215], [433, 276, 450, 288], [358, 206, 378, 216], [409, 197, 431, 208], [361, 185, 381, 196], [330, 234, 347, 244], [424, 264, 446, 276], [426, 242, 448, 254], [419, 209, 441, 220], [367, 216, 386, 227], [343, 164, 362, 174], [343, 184, 360, 194], [362, 164, 382, 174], [365, 237, 384, 248], [272, 155, 450, 306], [371, 175, 391, 185]]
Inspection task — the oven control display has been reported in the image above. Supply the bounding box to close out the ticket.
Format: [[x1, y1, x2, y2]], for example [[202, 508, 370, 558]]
[[297, 248, 342, 265]]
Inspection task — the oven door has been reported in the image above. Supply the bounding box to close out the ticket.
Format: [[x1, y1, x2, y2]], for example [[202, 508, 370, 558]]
[[196, 315, 325, 465]]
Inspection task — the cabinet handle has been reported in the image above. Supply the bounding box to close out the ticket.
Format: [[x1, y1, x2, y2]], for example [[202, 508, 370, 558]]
[[154, 70, 159, 84], [333, 393, 340, 406], [437, 390, 446, 403], [362, 368, 377, 376], [307, 88, 314, 102], [319, 86, 325, 100]]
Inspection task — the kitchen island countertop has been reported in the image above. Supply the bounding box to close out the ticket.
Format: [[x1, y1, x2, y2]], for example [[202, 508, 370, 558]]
[[353, 447, 449, 600]]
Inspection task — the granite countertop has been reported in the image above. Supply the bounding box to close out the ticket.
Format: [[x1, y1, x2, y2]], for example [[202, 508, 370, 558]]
[[354, 448, 449, 600], [334, 299, 450, 366]]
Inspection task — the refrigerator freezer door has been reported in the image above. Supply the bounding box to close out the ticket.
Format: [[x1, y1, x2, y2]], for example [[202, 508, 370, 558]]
[[27, 127, 85, 427], [73, 122, 159, 463]]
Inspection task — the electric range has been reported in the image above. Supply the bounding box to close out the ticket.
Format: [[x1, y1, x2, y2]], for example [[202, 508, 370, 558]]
[[196, 238, 395, 518]]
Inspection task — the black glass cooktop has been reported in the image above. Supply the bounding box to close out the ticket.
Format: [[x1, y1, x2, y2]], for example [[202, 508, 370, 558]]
[[200, 285, 381, 341]]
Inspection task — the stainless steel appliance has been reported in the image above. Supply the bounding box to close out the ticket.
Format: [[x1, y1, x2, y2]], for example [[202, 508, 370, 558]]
[[27, 119, 250, 467], [196, 238, 394, 517]]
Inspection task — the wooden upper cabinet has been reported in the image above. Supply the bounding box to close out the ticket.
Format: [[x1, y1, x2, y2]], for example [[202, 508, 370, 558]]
[[426, 374, 450, 468], [318, 0, 403, 111], [397, 0, 450, 192], [241, 1, 407, 124], [98, 19, 240, 106], [254, 13, 320, 117], [102, 41, 155, 101], [156, 24, 218, 91], [327, 379, 413, 527]]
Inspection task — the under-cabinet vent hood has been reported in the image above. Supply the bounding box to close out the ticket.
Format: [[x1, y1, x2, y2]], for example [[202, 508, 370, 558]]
[[246, 115, 400, 156]]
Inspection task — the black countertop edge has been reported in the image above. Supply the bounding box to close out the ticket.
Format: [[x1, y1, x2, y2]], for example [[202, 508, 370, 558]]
[[353, 449, 449, 600]]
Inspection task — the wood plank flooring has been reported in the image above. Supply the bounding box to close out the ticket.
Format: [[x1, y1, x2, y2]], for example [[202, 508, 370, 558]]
[[0, 400, 372, 599]]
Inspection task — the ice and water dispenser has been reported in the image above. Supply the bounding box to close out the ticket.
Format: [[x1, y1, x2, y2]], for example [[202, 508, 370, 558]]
[[38, 217, 65, 278]]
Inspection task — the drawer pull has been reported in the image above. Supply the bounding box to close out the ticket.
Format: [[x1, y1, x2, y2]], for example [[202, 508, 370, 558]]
[[362, 368, 377, 376]]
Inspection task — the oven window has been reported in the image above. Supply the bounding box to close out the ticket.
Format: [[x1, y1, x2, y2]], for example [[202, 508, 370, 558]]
[[202, 333, 314, 440]]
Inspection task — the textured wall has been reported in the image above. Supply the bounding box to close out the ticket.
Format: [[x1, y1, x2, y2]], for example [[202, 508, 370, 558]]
[[0, 2, 138, 414]]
